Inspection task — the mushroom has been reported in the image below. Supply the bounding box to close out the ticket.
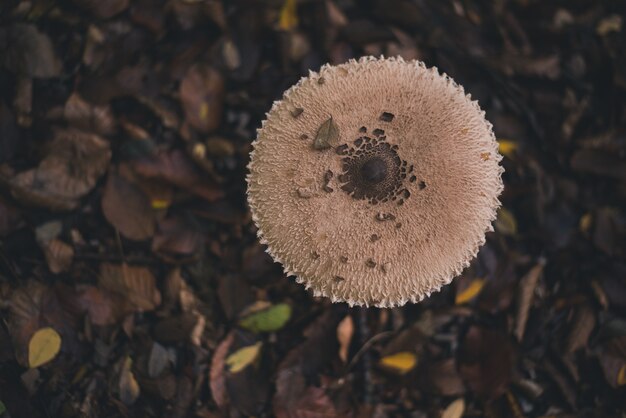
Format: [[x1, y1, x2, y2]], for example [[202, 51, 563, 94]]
[[247, 56, 503, 307]]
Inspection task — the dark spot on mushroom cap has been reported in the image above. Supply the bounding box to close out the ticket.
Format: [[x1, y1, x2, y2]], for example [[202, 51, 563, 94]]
[[366, 259, 376, 268], [419, 181, 427, 190], [380, 112, 395, 122], [291, 108, 304, 118], [337, 132, 412, 204], [360, 157, 387, 184]]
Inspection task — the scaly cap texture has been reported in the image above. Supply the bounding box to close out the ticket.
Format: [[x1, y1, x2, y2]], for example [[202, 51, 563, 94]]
[[247, 56, 503, 307]]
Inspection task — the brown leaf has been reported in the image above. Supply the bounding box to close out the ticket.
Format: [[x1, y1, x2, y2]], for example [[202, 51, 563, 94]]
[[152, 216, 202, 259], [41, 239, 74, 274], [514, 261, 545, 341], [277, 385, 340, 418], [75, 285, 128, 326], [7, 282, 75, 367], [458, 325, 514, 400], [132, 149, 223, 202], [274, 310, 342, 417], [180, 64, 224, 133], [424, 359, 466, 396], [99, 263, 161, 311], [7, 129, 111, 210], [209, 332, 234, 409], [564, 303, 595, 353], [1, 24, 62, 78], [336, 315, 354, 363], [102, 169, 156, 241], [313, 117, 339, 150], [64, 92, 116, 135]]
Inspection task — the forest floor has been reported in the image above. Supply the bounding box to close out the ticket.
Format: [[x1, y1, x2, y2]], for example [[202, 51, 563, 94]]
[[1, 0, 626, 417]]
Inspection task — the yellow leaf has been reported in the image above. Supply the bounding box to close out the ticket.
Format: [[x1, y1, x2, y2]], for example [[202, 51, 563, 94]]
[[199, 102, 209, 120], [495, 207, 517, 236], [151, 198, 170, 210], [579, 212, 592, 235], [29, 327, 61, 368], [279, 0, 298, 31], [226, 342, 262, 373], [498, 139, 518, 159], [455, 279, 486, 305], [618, 364, 626, 386], [442, 398, 465, 418], [379, 351, 417, 374]]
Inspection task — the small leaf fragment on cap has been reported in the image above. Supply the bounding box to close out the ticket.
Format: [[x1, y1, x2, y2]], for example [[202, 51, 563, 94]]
[[313, 117, 339, 150]]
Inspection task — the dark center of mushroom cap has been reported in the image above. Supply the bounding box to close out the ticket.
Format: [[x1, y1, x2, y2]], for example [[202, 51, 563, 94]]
[[335, 129, 414, 205], [360, 157, 387, 184]]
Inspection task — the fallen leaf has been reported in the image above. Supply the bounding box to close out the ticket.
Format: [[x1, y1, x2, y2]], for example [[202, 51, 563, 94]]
[[442, 398, 465, 418], [423, 358, 466, 396], [495, 208, 517, 236], [596, 14, 623, 36], [379, 351, 418, 375], [64, 92, 116, 135], [148, 342, 171, 378], [458, 325, 514, 399], [226, 341, 263, 373], [6, 129, 111, 210], [100, 263, 161, 311], [564, 303, 595, 353], [8, 282, 76, 367], [337, 315, 354, 363], [1, 24, 62, 77], [313, 117, 340, 150], [41, 239, 74, 274], [152, 216, 202, 259], [238, 302, 291, 333], [455, 278, 486, 305], [278, 0, 298, 31], [132, 149, 223, 202], [119, 356, 140, 405], [180, 64, 224, 133], [28, 327, 61, 368], [210, 333, 234, 408], [76, 285, 128, 326], [274, 310, 342, 417], [497, 139, 517, 159], [514, 261, 545, 341], [102, 169, 156, 241]]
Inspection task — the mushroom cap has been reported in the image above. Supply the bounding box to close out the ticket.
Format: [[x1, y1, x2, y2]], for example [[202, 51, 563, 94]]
[[247, 56, 503, 307]]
